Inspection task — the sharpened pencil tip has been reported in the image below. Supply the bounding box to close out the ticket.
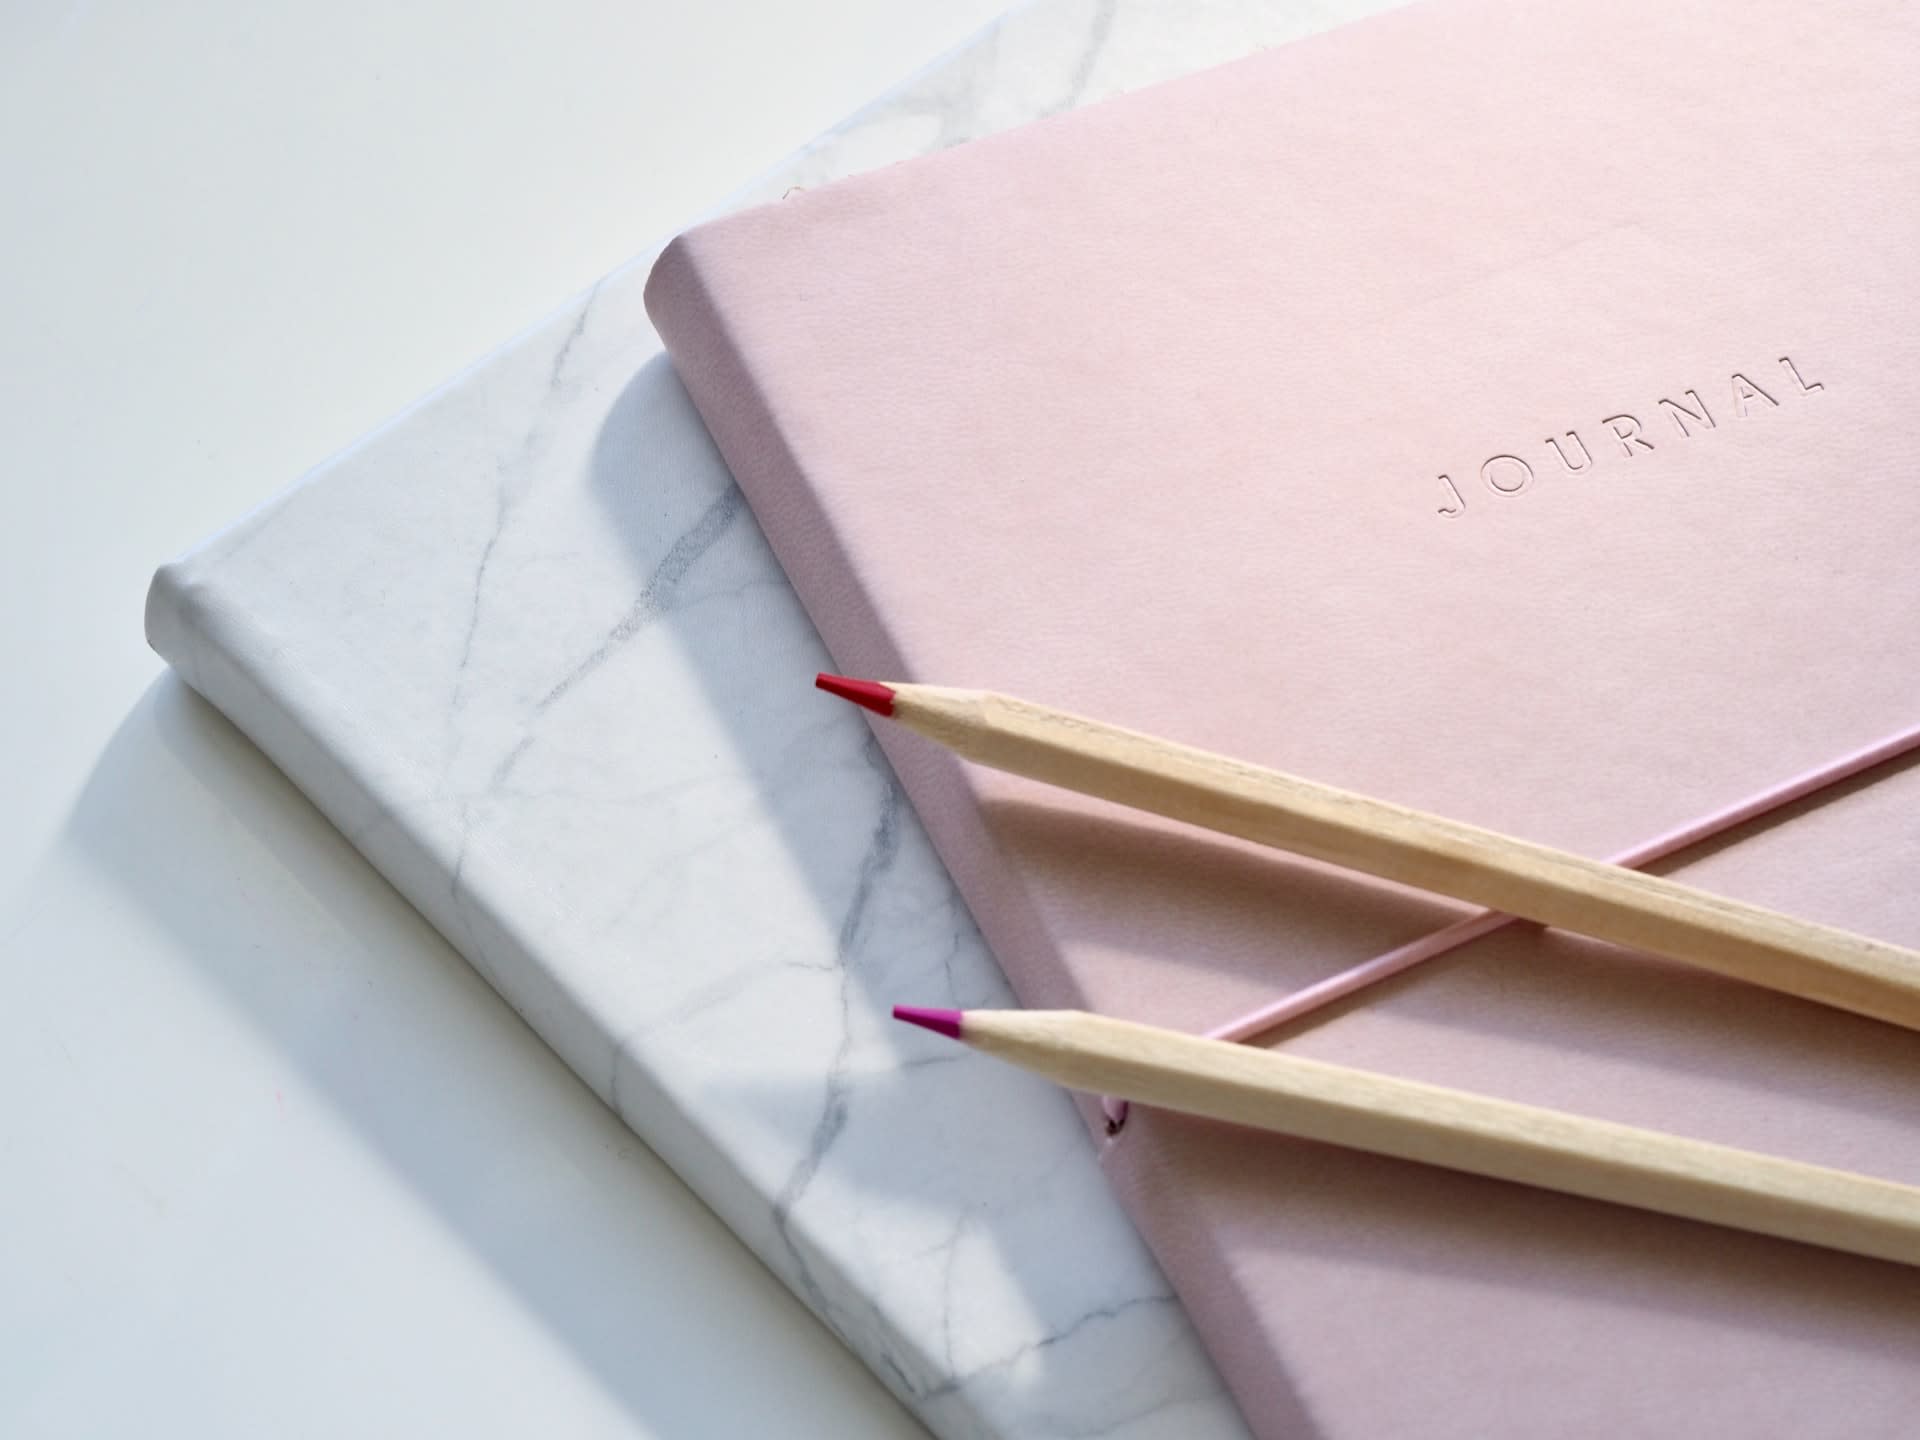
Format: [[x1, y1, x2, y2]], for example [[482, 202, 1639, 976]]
[[816, 673, 896, 715], [892, 1005, 963, 1040]]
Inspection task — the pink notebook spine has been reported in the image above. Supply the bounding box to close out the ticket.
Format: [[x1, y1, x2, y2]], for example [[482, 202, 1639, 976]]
[[1098, 1112, 1309, 1438], [643, 235, 1101, 1043]]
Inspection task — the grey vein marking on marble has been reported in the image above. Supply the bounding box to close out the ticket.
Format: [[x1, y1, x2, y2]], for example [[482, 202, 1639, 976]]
[[451, 283, 603, 728], [769, 741, 903, 1320], [1048, 0, 1119, 117], [534, 482, 744, 718]]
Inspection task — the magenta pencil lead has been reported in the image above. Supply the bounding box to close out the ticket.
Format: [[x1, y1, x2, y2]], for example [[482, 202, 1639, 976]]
[[816, 673, 896, 716], [892, 1004, 964, 1040]]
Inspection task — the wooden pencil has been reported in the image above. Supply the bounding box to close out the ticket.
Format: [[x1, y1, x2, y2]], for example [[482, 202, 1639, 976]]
[[817, 675, 1920, 1032], [893, 1005, 1920, 1267]]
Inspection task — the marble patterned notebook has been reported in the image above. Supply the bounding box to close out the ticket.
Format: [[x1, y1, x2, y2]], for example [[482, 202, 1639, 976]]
[[144, 3, 1411, 1436], [646, 0, 1920, 1435]]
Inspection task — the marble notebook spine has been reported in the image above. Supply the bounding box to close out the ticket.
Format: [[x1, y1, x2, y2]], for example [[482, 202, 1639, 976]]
[[144, 553, 614, 1100], [140, 541, 909, 1422]]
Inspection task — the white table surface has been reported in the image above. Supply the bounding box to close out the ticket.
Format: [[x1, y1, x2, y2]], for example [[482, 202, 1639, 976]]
[[0, 2, 1007, 1433]]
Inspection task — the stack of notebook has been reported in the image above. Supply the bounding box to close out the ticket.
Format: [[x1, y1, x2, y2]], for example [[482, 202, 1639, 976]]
[[152, 0, 1920, 1435], [647, 0, 1920, 1434], [146, 4, 1387, 1437]]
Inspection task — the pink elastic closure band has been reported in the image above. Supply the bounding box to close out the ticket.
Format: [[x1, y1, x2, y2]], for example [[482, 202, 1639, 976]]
[[1102, 722, 1920, 1134]]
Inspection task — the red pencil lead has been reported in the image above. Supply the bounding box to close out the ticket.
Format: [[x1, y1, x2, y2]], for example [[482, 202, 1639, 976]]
[[892, 1005, 963, 1040], [816, 673, 896, 716]]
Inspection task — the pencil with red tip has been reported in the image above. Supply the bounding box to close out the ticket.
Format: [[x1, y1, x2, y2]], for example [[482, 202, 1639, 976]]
[[819, 674, 1920, 1033], [891, 1004, 1920, 1266]]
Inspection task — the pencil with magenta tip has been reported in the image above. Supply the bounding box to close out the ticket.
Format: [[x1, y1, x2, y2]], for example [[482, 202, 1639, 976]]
[[892, 1005, 1920, 1266], [819, 674, 1920, 1033]]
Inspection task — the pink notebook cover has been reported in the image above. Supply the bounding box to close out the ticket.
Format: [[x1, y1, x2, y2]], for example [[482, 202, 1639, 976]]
[[647, 1, 1920, 1434]]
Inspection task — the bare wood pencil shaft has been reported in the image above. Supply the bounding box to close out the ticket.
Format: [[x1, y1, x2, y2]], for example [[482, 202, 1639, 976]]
[[969, 1010, 1920, 1266], [893, 685, 1920, 1030]]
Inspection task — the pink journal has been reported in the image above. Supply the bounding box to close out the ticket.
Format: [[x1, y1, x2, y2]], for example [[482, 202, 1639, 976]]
[[646, 0, 1920, 1434]]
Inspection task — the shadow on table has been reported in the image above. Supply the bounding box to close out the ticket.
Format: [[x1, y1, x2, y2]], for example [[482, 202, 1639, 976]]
[[66, 675, 924, 1440]]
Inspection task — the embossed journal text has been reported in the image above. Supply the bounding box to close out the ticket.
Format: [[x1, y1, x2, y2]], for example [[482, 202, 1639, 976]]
[[1433, 355, 1824, 518]]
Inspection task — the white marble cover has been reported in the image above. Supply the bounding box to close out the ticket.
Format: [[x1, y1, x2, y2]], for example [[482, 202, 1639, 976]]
[[146, 3, 1403, 1434]]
